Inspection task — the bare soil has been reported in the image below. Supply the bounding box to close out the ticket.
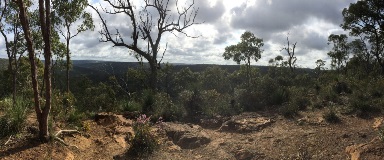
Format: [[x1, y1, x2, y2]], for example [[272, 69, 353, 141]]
[[0, 108, 383, 160]]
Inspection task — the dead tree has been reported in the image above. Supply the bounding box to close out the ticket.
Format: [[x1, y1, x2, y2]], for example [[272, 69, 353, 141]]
[[282, 36, 297, 72], [90, 0, 200, 90]]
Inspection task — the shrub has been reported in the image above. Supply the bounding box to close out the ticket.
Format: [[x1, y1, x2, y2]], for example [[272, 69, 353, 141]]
[[179, 89, 203, 122], [288, 87, 310, 111], [280, 103, 299, 118], [127, 114, 159, 157], [0, 96, 30, 138], [141, 89, 155, 113], [320, 85, 339, 103], [349, 92, 380, 117], [67, 109, 86, 127], [153, 92, 184, 121], [121, 100, 142, 112], [323, 110, 340, 123], [200, 90, 239, 117], [268, 87, 289, 106]]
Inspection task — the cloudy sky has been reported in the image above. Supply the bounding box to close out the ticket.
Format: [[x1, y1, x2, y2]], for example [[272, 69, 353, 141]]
[[0, 0, 357, 68]]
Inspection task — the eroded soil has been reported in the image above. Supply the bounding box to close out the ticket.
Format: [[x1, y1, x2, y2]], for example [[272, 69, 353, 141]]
[[1, 109, 383, 160]]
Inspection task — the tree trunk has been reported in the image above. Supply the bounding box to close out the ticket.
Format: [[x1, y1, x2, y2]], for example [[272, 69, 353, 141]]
[[16, 0, 43, 137], [65, 26, 71, 112], [247, 57, 251, 88], [39, 0, 52, 140], [149, 60, 158, 91]]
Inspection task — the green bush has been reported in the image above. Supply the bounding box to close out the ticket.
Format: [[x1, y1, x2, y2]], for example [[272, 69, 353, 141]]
[[268, 87, 289, 106], [120, 100, 142, 112], [141, 89, 156, 113], [67, 109, 86, 127], [200, 90, 238, 117], [323, 110, 340, 123], [0, 96, 30, 137], [320, 85, 339, 103], [349, 92, 380, 117], [280, 103, 299, 118], [179, 89, 203, 122], [289, 87, 310, 111], [127, 114, 159, 157], [153, 92, 184, 121]]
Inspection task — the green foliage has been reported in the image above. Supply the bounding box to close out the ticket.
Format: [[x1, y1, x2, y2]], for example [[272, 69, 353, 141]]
[[289, 87, 310, 111], [319, 85, 339, 103], [349, 92, 380, 117], [153, 92, 184, 121], [120, 100, 142, 112], [0, 96, 30, 137], [223, 31, 263, 65], [341, 0, 384, 73], [66, 109, 86, 127], [127, 114, 159, 157], [200, 90, 239, 117], [280, 103, 299, 118], [141, 89, 155, 114], [51, 90, 76, 121], [78, 82, 118, 112], [179, 89, 203, 122], [323, 109, 340, 123], [327, 34, 349, 71], [201, 66, 231, 93]]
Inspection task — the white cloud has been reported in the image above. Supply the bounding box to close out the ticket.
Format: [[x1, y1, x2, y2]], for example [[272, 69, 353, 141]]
[[0, 0, 358, 69]]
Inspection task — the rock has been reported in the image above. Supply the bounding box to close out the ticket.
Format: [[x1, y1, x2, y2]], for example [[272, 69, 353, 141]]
[[163, 123, 211, 149], [219, 113, 273, 133], [373, 117, 384, 130], [346, 137, 384, 160]]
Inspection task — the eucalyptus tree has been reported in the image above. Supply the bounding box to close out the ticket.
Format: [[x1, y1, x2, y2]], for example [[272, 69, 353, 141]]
[[341, 0, 384, 73], [15, 0, 53, 140], [223, 31, 263, 87], [327, 34, 349, 72], [0, 0, 26, 103], [90, 0, 200, 90], [52, 0, 94, 95]]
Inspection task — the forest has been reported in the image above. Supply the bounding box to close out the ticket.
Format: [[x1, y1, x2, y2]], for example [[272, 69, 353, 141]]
[[1, 0, 384, 159]]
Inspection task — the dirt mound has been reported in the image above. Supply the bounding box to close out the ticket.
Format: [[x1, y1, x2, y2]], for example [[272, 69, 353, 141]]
[[163, 123, 211, 149], [346, 137, 384, 160], [95, 112, 133, 127], [219, 112, 274, 133]]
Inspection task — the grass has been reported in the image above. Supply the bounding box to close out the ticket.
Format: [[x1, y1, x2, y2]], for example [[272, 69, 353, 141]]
[[0, 96, 30, 138]]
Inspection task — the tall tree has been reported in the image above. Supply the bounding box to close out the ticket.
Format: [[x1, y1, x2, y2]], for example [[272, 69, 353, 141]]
[[52, 0, 94, 97], [0, 0, 26, 104], [327, 34, 349, 71], [223, 31, 263, 87], [90, 0, 199, 90], [341, 0, 384, 73], [16, 0, 53, 140]]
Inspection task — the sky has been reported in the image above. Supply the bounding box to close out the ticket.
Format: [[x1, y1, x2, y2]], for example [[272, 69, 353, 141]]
[[0, 0, 357, 69]]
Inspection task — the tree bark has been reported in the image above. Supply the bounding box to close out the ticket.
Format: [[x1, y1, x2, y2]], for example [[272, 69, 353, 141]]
[[16, 0, 43, 138], [38, 0, 52, 140]]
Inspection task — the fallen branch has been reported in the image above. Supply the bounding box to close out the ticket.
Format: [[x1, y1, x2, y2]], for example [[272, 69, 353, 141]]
[[4, 135, 12, 145], [54, 130, 81, 149]]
